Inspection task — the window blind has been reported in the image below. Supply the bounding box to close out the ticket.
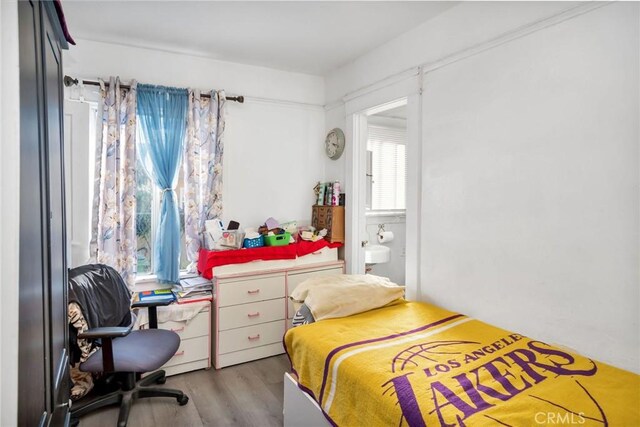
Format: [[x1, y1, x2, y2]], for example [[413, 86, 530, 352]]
[[367, 124, 407, 211]]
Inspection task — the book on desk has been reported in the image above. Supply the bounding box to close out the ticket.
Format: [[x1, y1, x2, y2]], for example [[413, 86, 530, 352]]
[[173, 275, 214, 304], [137, 288, 176, 304]]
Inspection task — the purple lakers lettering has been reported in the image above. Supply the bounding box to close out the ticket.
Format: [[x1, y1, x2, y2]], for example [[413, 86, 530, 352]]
[[386, 339, 598, 427]]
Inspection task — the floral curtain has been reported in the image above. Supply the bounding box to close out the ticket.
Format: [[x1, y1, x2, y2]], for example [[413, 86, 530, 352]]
[[183, 89, 226, 271], [89, 77, 138, 288]]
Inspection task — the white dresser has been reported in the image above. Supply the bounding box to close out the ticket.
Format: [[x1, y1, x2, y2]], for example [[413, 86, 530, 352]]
[[139, 302, 212, 376], [213, 258, 344, 369]]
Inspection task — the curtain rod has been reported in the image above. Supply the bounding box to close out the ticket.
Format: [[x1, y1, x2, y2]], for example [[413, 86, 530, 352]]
[[63, 75, 244, 103]]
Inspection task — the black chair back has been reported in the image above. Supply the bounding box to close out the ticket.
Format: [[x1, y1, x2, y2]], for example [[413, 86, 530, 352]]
[[68, 264, 132, 330]]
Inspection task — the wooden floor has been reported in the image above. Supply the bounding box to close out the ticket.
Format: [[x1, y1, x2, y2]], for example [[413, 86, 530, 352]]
[[78, 355, 290, 427]]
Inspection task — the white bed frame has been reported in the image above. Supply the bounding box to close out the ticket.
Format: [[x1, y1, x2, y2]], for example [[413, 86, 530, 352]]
[[283, 373, 331, 427]]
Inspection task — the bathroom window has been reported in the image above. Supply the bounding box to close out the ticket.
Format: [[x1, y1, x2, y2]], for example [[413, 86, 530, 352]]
[[366, 124, 407, 211]]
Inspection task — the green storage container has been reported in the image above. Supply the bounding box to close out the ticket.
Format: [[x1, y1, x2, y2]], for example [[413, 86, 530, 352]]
[[264, 232, 291, 247]]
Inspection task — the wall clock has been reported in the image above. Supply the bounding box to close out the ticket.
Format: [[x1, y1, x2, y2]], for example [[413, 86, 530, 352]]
[[325, 128, 345, 160]]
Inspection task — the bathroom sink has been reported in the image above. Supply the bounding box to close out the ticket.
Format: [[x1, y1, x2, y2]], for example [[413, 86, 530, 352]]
[[365, 245, 391, 264]]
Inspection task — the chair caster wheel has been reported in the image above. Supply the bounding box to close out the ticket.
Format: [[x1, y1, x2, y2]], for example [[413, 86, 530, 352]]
[[178, 395, 189, 406], [156, 377, 166, 385]]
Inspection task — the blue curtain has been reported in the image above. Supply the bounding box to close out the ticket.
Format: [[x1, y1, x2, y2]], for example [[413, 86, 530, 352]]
[[137, 84, 188, 283]]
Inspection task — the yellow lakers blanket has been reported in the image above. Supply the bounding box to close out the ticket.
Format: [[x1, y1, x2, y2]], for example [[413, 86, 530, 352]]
[[284, 301, 640, 427]]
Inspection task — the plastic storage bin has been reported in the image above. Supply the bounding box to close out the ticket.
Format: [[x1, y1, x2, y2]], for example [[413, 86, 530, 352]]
[[264, 232, 291, 247], [243, 235, 264, 249]]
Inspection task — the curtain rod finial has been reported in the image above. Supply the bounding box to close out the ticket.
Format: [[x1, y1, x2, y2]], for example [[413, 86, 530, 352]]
[[63, 75, 78, 87]]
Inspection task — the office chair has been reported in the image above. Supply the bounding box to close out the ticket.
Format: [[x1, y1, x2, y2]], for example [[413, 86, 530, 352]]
[[68, 264, 188, 427]]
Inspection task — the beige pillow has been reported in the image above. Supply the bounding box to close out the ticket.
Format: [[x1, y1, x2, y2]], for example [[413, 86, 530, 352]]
[[290, 274, 404, 321]]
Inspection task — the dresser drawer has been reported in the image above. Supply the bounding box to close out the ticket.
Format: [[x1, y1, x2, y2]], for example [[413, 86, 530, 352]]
[[287, 267, 343, 317], [218, 274, 285, 307], [158, 309, 209, 340], [218, 320, 285, 354], [217, 342, 284, 369], [163, 359, 210, 377], [163, 335, 209, 368], [218, 298, 285, 331]]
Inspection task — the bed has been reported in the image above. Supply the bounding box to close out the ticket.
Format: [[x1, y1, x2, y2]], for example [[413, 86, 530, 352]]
[[283, 299, 640, 427]]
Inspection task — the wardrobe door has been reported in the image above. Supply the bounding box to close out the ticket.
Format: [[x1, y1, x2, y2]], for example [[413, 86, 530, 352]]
[[42, 4, 70, 424], [18, 1, 48, 426], [18, 1, 70, 425]]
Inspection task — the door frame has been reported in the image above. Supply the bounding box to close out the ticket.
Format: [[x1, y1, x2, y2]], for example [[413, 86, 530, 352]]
[[343, 69, 422, 300]]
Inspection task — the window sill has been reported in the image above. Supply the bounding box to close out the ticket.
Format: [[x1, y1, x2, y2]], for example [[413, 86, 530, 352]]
[[134, 271, 194, 292], [365, 210, 406, 218]]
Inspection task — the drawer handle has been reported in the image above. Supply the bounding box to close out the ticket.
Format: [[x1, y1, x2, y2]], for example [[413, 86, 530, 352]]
[[171, 327, 185, 332], [247, 289, 260, 294], [174, 351, 185, 357], [247, 312, 260, 318], [311, 250, 322, 255], [248, 334, 261, 341]]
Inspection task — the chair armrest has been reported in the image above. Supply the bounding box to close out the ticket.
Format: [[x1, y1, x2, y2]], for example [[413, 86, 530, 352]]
[[77, 323, 133, 339], [131, 300, 173, 330], [77, 321, 134, 373]]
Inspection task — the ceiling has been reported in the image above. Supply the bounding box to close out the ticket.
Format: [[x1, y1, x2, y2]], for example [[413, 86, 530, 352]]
[[62, 1, 457, 76]]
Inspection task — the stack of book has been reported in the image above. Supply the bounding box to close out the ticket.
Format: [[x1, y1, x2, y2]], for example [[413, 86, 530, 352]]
[[137, 288, 176, 304], [172, 275, 213, 304]]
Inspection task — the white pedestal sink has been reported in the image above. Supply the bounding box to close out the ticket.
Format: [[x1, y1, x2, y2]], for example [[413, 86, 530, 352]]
[[364, 245, 391, 264]]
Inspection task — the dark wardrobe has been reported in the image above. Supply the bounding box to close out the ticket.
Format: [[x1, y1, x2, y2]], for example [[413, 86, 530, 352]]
[[18, 1, 70, 425]]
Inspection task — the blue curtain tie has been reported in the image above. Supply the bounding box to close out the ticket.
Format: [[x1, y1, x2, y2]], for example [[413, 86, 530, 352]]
[[161, 188, 173, 193]]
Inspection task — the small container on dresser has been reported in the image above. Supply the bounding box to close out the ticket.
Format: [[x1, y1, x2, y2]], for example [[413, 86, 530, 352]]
[[312, 205, 345, 243]]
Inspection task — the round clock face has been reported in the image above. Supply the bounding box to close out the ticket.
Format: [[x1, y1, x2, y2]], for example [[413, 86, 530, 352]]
[[325, 128, 345, 160]]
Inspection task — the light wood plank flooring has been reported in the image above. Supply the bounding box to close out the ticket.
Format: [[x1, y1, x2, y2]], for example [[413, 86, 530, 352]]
[[78, 355, 290, 427]]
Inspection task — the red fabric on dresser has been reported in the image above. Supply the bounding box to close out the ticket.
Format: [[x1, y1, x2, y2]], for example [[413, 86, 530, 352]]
[[295, 239, 342, 257], [197, 245, 297, 279], [197, 240, 343, 279]]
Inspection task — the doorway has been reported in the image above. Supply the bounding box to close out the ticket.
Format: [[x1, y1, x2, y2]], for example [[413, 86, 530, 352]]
[[363, 101, 408, 285], [343, 73, 422, 299]]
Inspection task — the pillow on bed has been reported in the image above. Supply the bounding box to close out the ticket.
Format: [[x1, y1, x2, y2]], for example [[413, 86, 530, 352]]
[[291, 303, 315, 327], [290, 274, 404, 321]]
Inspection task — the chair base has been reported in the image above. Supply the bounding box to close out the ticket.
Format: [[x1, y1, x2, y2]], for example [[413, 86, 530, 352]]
[[70, 370, 188, 427]]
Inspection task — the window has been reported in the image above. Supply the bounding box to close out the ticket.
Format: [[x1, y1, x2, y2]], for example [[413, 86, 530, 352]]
[[135, 155, 154, 274], [366, 124, 407, 211], [87, 96, 189, 278], [135, 159, 189, 276]]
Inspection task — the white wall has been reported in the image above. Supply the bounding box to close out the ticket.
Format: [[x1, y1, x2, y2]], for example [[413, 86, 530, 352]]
[[421, 2, 639, 373], [64, 39, 326, 231], [325, 2, 580, 104], [66, 39, 324, 105], [0, 0, 20, 424], [325, 2, 639, 372], [224, 100, 325, 226], [64, 100, 92, 267]]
